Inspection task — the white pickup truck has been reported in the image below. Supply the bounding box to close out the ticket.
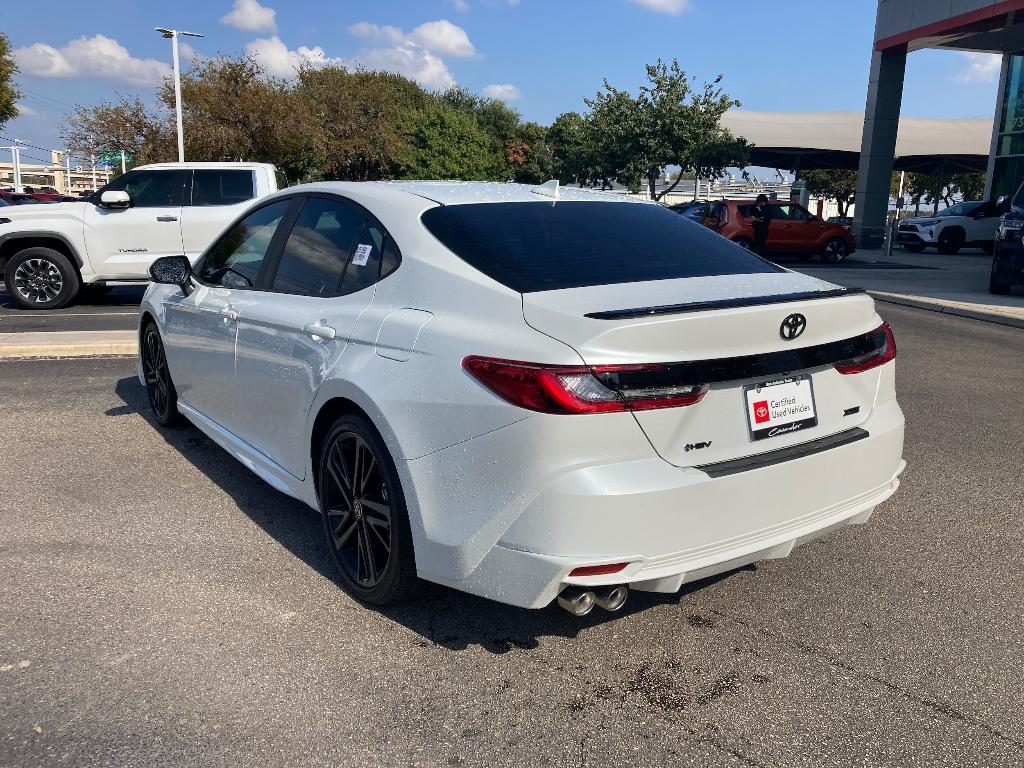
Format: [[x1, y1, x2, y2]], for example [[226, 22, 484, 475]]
[[0, 162, 280, 309]]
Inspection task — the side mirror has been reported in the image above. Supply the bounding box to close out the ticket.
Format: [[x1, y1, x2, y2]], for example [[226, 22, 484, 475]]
[[100, 190, 131, 209], [149, 255, 192, 292], [997, 195, 1009, 207]]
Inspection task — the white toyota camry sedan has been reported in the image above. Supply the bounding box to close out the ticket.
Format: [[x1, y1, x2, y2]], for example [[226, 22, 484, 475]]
[[138, 181, 905, 615]]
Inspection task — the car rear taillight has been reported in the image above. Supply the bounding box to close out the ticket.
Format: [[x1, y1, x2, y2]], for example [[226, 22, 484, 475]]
[[462, 356, 707, 414], [834, 322, 896, 374]]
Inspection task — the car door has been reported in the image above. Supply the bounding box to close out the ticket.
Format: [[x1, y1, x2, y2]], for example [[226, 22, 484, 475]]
[[781, 203, 828, 251], [81, 169, 188, 277], [177, 169, 259, 262], [766, 204, 794, 250], [965, 202, 998, 243], [232, 195, 398, 478], [160, 197, 297, 429]]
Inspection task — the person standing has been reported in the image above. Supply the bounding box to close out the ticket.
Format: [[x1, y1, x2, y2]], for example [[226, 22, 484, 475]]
[[749, 194, 773, 255]]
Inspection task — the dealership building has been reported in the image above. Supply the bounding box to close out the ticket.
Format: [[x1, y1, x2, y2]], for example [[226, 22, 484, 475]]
[[856, 0, 1024, 246]]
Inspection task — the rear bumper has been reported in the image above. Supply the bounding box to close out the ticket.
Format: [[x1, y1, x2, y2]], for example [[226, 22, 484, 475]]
[[427, 400, 904, 609]]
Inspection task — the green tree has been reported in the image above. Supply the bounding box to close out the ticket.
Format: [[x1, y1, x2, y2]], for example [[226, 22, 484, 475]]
[[168, 55, 318, 183], [61, 95, 173, 167], [0, 32, 21, 130], [583, 60, 744, 200], [295, 66, 430, 181], [438, 86, 522, 180], [396, 102, 498, 180], [548, 111, 596, 186], [506, 122, 554, 184], [802, 169, 859, 216]]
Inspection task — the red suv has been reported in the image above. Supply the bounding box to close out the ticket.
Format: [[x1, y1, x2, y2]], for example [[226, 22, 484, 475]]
[[702, 200, 856, 262]]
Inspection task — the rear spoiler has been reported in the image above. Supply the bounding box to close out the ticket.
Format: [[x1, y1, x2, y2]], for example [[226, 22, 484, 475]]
[[584, 287, 866, 320]]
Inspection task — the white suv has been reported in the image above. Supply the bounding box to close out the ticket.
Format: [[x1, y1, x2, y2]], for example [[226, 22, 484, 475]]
[[896, 200, 1003, 255], [0, 162, 278, 309]]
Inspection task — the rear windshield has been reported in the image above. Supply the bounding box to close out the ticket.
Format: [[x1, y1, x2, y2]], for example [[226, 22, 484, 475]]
[[421, 201, 780, 293]]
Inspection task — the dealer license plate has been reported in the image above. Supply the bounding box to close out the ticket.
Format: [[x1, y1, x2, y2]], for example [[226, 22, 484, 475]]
[[744, 375, 818, 441]]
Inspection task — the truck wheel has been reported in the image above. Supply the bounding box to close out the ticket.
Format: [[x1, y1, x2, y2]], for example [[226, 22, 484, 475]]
[[989, 263, 1012, 295], [4, 247, 80, 310], [937, 230, 963, 255]]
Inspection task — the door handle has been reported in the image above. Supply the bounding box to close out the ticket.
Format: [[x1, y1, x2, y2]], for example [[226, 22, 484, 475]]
[[302, 322, 337, 340], [156, 215, 178, 222], [219, 305, 238, 321]]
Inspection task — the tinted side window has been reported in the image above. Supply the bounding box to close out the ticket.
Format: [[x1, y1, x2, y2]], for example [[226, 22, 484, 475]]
[[343, 221, 387, 295], [199, 199, 292, 289], [271, 197, 365, 296], [191, 170, 256, 206], [104, 170, 188, 208]]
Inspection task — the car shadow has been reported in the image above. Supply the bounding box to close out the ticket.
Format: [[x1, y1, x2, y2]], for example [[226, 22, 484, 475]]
[[109, 375, 749, 653]]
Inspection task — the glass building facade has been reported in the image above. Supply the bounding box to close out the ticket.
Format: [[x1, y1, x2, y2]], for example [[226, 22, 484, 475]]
[[992, 53, 1024, 199]]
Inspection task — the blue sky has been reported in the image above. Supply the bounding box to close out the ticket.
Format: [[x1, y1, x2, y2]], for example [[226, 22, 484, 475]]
[[2, 0, 1004, 166]]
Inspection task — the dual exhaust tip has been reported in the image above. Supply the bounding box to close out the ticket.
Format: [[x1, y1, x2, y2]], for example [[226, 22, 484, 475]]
[[557, 585, 628, 616]]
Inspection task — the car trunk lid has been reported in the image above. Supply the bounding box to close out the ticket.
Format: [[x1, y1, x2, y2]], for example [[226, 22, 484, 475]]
[[521, 272, 885, 468]]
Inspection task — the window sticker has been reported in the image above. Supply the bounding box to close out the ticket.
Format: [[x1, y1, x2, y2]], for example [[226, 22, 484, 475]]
[[352, 243, 373, 266]]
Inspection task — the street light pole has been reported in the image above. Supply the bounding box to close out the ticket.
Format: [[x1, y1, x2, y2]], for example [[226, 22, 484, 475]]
[[155, 27, 203, 163]]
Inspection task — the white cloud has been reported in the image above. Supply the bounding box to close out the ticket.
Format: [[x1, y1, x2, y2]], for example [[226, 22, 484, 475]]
[[221, 0, 277, 33], [347, 19, 477, 89], [349, 22, 406, 46], [482, 83, 520, 101], [626, 0, 690, 14], [356, 44, 454, 89], [245, 36, 343, 78], [408, 20, 476, 57], [956, 52, 1001, 83], [14, 102, 39, 117], [454, 0, 470, 11], [15, 35, 171, 86]]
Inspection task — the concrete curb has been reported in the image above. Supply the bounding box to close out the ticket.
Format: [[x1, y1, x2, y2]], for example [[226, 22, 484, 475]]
[[0, 331, 137, 360], [870, 291, 1024, 330]]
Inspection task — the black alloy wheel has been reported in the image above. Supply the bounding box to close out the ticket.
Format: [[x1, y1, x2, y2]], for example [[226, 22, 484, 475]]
[[821, 237, 849, 263], [142, 323, 180, 427], [319, 416, 417, 605]]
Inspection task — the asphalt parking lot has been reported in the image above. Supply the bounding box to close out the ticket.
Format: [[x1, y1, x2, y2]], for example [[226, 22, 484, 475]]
[[2, 303, 1023, 768]]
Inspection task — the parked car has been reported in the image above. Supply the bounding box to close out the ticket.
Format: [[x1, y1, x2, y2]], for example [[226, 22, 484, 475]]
[[0, 191, 44, 205], [703, 200, 856, 262], [991, 185, 1024, 294], [0, 162, 279, 309], [668, 200, 708, 223], [139, 181, 905, 614], [896, 200, 1004, 254]]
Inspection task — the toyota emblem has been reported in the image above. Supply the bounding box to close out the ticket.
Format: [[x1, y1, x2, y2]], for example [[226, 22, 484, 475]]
[[780, 313, 807, 340]]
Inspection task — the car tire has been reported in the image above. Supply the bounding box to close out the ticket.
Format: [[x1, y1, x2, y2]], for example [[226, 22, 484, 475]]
[[937, 230, 963, 255], [4, 247, 80, 310], [904, 243, 925, 253], [733, 237, 754, 251], [318, 414, 418, 606], [989, 263, 1012, 295], [141, 322, 182, 427], [820, 237, 849, 263]]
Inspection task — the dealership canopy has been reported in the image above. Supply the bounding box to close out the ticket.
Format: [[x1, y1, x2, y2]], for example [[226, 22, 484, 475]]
[[722, 110, 993, 175]]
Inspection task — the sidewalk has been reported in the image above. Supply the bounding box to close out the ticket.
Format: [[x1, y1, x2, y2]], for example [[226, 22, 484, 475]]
[[796, 247, 1024, 329], [0, 330, 137, 359]]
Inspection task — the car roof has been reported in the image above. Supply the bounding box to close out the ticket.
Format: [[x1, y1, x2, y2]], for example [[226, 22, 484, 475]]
[[134, 162, 277, 172], [281, 180, 652, 207]]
